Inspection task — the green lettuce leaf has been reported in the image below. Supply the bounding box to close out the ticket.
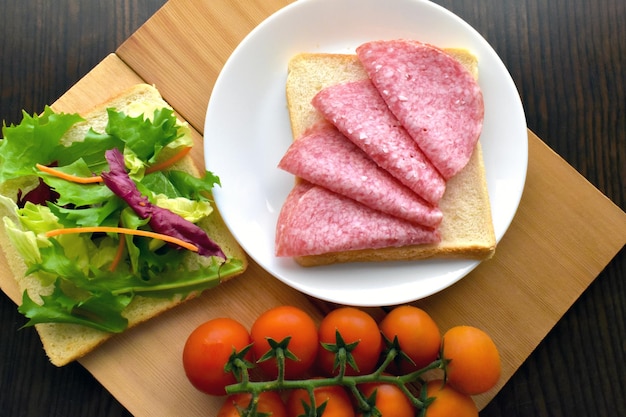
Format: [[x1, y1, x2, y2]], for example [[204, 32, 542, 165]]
[[0, 107, 83, 183], [38, 159, 116, 207], [18, 237, 244, 332], [19, 285, 131, 333], [105, 108, 182, 163], [48, 197, 125, 228], [167, 170, 221, 201], [56, 128, 124, 173]]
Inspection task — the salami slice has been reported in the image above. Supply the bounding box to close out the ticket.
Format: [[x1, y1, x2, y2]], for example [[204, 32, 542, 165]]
[[275, 181, 440, 257], [356, 40, 484, 179], [312, 79, 446, 204], [278, 124, 442, 228]]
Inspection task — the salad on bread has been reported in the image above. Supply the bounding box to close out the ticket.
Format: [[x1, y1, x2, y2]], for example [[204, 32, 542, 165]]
[[0, 85, 246, 336]]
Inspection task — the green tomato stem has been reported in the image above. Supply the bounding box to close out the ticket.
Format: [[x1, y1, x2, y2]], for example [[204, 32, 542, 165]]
[[224, 346, 445, 412], [275, 347, 286, 383]]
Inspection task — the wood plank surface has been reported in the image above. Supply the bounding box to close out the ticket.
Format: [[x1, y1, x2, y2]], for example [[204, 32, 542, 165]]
[[116, 0, 293, 132], [15, 0, 623, 412], [1, 0, 625, 416]]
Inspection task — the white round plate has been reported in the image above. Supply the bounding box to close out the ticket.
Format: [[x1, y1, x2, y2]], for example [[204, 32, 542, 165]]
[[204, 0, 527, 306]]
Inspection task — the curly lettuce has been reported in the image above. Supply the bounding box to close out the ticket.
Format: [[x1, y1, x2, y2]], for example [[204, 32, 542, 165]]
[[0, 107, 244, 333]]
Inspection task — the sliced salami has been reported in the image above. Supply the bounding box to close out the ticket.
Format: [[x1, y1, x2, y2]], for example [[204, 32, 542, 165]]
[[275, 181, 440, 257], [356, 40, 484, 179], [278, 124, 442, 228], [312, 79, 446, 204]]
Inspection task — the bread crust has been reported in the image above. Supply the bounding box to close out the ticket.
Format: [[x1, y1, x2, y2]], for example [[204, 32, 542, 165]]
[[283, 49, 495, 266]]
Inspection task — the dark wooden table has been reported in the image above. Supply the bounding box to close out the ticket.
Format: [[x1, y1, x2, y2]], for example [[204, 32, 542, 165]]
[[1, 1, 624, 416]]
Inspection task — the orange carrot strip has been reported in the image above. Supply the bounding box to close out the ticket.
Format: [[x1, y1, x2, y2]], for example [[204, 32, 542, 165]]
[[36, 163, 102, 183], [46, 226, 199, 252], [109, 233, 126, 272], [35, 146, 192, 184], [145, 146, 192, 174]]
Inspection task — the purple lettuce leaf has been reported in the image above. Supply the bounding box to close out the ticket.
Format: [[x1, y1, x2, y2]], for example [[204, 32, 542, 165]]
[[101, 148, 225, 259]]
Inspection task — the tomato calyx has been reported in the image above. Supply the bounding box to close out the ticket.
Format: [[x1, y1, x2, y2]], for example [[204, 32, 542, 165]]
[[320, 330, 361, 376], [359, 390, 382, 417], [298, 395, 328, 417], [381, 333, 417, 371], [255, 336, 300, 382], [224, 343, 256, 385]]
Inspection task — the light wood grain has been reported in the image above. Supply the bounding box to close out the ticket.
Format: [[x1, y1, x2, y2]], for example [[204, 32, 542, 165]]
[[116, 0, 294, 133]]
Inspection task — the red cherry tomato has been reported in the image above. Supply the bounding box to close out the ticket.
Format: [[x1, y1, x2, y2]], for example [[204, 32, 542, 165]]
[[317, 307, 383, 376], [441, 325, 501, 395], [423, 380, 478, 417], [217, 391, 288, 417], [358, 382, 414, 417], [379, 305, 441, 373], [250, 305, 319, 379], [182, 318, 251, 396], [287, 385, 355, 417]]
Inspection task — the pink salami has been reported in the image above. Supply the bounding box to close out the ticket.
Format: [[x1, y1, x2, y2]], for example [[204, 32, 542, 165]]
[[356, 40, 484, 179], [312, 79, 446, 204], [275, 181, 440, 257], [278, 124, 442, 228]]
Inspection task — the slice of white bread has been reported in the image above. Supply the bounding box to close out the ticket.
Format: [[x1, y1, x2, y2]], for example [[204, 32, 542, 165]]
[[284, 50, 495, 266], [0, 84, 248, 366]]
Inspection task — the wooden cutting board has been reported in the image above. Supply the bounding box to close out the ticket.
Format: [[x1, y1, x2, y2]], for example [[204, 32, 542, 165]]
[[1, 0, 625, 415]]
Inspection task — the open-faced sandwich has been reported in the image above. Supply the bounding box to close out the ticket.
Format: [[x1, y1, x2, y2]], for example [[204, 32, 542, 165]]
[[0, 84, 247, 366], [275, 40, 495, 266]]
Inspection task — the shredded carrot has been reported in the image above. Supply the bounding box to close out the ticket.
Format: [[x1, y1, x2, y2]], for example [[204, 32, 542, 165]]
[[36, 164, 102, 183], [46, 226, 199, 253], [109, 233, 126, 272], [35, 146, 193, 184], [145, 146, 192, 174]]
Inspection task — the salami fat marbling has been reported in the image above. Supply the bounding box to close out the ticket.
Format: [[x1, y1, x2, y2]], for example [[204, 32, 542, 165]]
[[312, 79, 446, 204], [356, 40, 484, 179], [278, 124, 442, 228], [275, 181, 441, 257]]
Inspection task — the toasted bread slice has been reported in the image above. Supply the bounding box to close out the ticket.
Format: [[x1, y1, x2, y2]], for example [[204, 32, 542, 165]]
[[284, 50, 495, 266], [0, 84, 247, 365]]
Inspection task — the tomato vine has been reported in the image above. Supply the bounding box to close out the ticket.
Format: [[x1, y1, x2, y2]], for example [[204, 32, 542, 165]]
[[183, 306, 500, 417], [222, 331, 443, 416]]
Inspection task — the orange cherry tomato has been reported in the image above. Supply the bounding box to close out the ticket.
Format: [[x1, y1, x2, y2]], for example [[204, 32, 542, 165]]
[[358, 382, 414, 417], [441, 325, 501, 395], [250, 305, 319, 379], [317, 307, 383, 376], [423, 380, 478, 417], [379, 305, 441, 373], [217, 391, 288, 417], [287, 385, 355, 417], [182, 318, 252, 396]]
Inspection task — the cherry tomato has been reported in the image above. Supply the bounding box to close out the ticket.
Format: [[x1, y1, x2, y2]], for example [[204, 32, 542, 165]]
[[287, 385, 355, 417], [317, 307, 383, 376], [217, 391, 288, 417], [423, 380, 478, 417], [379, 305, 441, 373], [358, 382, 414, 417], [250, 305, 319, 379], [182, 318, 252, 396], [441, 325, 501, 395]]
